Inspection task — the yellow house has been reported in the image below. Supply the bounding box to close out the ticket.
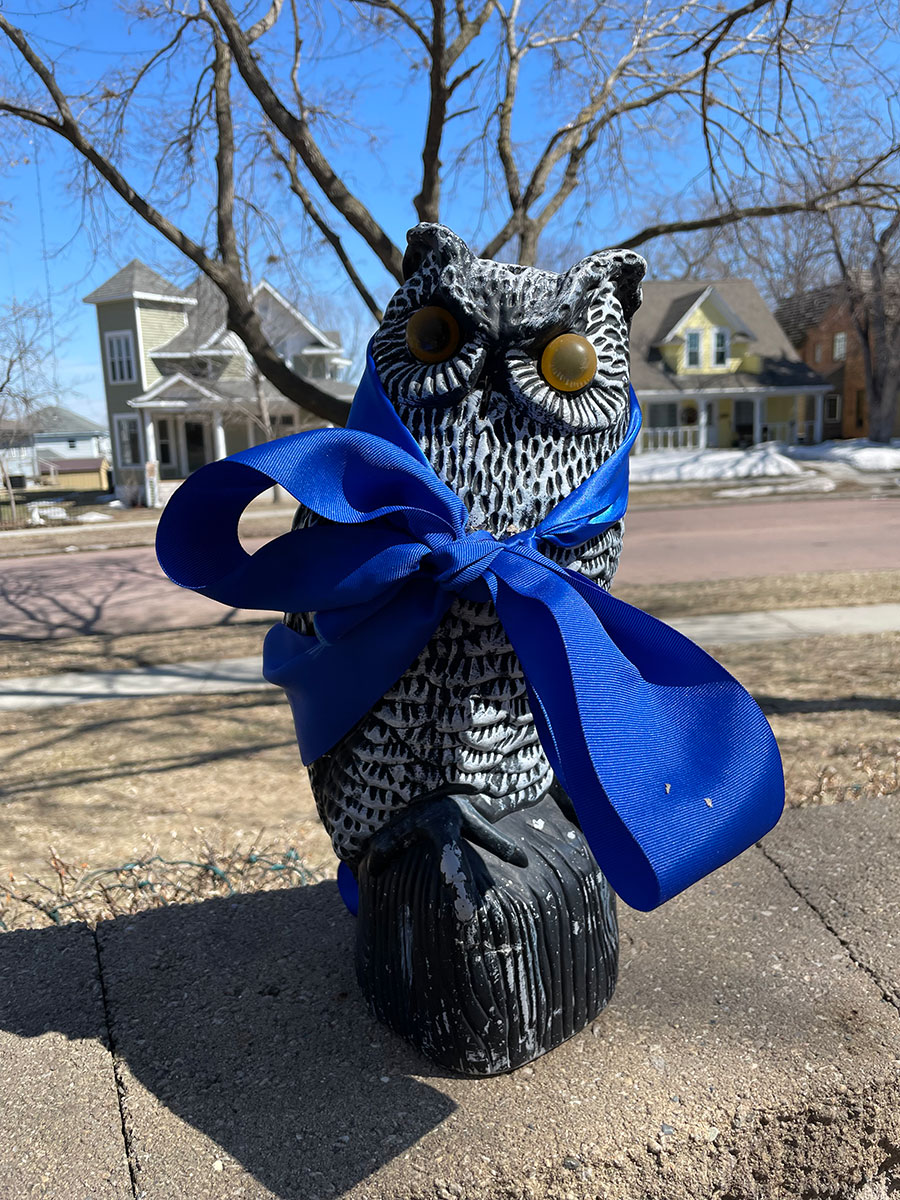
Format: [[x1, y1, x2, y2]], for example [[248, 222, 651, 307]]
[[630, 280, 831, 452]]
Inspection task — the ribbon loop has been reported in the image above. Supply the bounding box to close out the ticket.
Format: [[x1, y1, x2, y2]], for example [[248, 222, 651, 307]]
[[157, 347, 784, 913]]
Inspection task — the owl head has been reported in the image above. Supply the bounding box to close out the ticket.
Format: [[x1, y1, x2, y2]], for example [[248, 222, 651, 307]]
[[371, 224, 645, 435]]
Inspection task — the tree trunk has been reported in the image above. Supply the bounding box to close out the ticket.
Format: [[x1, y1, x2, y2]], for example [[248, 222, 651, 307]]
[[869, 377, 899, 442]]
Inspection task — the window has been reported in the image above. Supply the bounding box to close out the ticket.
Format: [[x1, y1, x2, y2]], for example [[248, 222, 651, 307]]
[[825, 393, 842, 422], [685, 330, 701, 369], [647, 402, 678, 428], [813, 343, 823, 364], [67, 438, 77, 449], [105, 331, 136, 384], [833, 331, 847, 361], [157, 418, 173, 466], [115, 415, 142, 466], [713, 329, 729, 367]]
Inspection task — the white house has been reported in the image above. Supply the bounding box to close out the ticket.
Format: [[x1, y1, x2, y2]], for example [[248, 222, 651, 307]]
[[0, 405, 111, 489]]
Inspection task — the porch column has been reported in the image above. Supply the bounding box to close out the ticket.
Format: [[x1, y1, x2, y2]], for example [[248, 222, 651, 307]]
[[212, 412, 227, 460], [698, 401, 708, 449], [753, 394, 763, 445], [143, 413, 157, 463], [176, 417, 188, 477], [142, 414, 160, 508], [813, 393, 825, 443]]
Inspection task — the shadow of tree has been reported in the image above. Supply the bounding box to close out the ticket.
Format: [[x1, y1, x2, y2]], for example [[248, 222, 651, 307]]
[[755, 695, 900, 715], [0, 549, 252, 641], [1, 882, 456, 1199], [0, 693, 293, 798]]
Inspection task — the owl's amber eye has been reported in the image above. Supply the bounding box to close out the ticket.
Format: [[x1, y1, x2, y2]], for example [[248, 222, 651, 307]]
[[540, 333, 597, 393], [406, 306, 460, 364]]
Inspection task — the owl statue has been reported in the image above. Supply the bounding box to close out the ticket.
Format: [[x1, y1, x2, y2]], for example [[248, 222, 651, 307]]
[[287, 223, 645, 1075], [158, 220, 782, 1078]]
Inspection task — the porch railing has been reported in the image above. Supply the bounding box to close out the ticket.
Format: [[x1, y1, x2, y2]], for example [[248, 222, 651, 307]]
[[638, 425, 702, 452], [761, 421, 793, 443]]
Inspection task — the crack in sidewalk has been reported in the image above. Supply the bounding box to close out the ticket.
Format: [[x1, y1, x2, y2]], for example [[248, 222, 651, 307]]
[[91, 927, 139, 1199], [757, 842, 900, 1017]]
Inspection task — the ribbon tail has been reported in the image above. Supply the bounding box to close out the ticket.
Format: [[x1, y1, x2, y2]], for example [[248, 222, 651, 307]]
[[493, 557, 784, 911]]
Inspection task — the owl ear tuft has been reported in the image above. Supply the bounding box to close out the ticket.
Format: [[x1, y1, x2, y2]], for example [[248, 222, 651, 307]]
[[606, 249, 646, 323], [403, 224, 471, 281], [569, 248, 646, 323]]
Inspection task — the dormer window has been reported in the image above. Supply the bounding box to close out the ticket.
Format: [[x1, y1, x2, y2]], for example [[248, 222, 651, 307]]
[[685, 330, 701, 369], [714, 329, 729, 366]]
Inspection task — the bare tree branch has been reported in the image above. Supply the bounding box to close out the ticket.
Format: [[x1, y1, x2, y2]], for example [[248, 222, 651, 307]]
[[0, 12, 352, 425], [206, 0, 404, 281]]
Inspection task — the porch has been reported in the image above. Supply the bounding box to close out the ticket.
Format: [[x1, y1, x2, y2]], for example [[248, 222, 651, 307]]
[[635, 391, 827, 454], [125, 399, 306, 506]]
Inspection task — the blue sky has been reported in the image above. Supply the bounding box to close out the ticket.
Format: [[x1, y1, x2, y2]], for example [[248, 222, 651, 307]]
[[3, 0, 890, 426]]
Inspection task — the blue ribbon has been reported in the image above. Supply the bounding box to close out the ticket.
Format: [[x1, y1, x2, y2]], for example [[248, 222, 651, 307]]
[[156, 348, 783, 912]]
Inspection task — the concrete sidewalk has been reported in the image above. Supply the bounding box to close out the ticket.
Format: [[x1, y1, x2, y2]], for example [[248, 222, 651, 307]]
[[2, 794, 899, 1199], [2, 602, 899, 711]]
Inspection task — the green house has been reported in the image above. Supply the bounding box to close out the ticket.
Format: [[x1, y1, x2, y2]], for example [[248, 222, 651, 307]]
[[630, 280, 831, 452], [84, 263, 353, 505]]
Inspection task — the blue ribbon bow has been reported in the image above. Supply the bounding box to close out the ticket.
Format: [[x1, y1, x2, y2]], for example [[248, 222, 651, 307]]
[[156, 349, 783, 912]]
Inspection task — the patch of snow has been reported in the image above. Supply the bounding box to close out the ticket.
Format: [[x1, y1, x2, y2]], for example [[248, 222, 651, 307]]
[[785, 438, 900, 473], [75, 511, 114, 523], [715, 476, 837, 499], [107, 500, 125, 509], [630, 444, 809, 483], [26, 503, 68, 521]]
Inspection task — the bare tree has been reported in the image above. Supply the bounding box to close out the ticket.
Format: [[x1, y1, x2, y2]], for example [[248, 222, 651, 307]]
[[2, 0, 900, 425], [0, 300, 53, 523], [827, 207, 900, 443]]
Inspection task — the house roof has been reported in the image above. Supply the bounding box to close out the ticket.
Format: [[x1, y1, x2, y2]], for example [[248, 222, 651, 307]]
[[630, 278, 830, 394], [83, 260, 195, 306], [127, 374, 356, 409], [773, 285, 844, 345], [39, 456, 108, 473], [149, 277, 341, 359], [29, 405, 108, 435], [150, 275, 229, 355]]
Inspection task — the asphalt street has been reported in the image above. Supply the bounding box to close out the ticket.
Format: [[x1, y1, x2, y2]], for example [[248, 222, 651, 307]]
[[0, 496, 897, 640]]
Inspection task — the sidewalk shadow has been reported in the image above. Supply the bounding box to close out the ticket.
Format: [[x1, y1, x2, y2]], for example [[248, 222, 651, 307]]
[[1, 882, 456, 1199]]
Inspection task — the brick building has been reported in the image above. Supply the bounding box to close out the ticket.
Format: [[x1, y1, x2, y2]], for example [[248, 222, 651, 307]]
[[775, 286, 874, 439]]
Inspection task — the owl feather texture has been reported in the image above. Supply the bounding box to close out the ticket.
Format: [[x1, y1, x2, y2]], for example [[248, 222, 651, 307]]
[[288, 224, 646, 1075]]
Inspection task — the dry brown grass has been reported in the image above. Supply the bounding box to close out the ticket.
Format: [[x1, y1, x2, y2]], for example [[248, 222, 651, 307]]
[[717, 633, 899, 812], [2, 620, 272, 678], [612, 569, 900, 620], [0, 691, 334, 886], [0, 837, 321, 931], [0, 506, 295, 559], [1, 632, 896, 932]]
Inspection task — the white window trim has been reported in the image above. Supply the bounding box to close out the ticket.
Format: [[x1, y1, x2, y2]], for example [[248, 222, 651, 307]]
[[713, 327, 730, 367], [684, 329, 702, 369], [825, 392, 842, 422], [833, 331, 847, 361], [114, 413, 144, 468], [104, 329, 137, 385]]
